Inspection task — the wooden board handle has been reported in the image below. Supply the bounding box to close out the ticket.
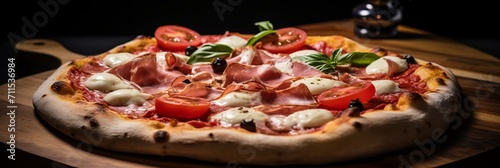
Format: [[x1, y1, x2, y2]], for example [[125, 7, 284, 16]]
[[16, 39, 84, 64]]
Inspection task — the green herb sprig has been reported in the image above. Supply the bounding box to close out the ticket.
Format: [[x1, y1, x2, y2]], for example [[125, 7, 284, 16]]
[[186, 21, 278, 64], [293, 48, 380, 73], [245, 21, 276, 46], [186, 44, 233, 64]]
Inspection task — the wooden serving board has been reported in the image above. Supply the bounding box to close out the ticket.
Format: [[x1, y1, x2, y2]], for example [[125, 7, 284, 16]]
[[2, 20, 500, 167]]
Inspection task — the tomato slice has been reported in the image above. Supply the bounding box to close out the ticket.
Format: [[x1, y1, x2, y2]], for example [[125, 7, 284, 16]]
[[154, 25, 202, 51], [262, 27, 307, 53], [155, 96, 210, 121], [317, 81, 376, 110]]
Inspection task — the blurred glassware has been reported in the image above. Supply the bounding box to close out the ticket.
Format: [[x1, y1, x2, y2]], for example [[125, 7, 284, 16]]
[[352, 0, 403, 38]]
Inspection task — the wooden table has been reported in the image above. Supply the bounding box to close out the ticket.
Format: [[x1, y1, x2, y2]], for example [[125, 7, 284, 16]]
[[2, 19, 500, 167]]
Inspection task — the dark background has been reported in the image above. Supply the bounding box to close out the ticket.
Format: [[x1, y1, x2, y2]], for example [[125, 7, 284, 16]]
[[3, 0, 498, 83], [0, 0, 500, 84], [1, 0, 500, 167], [2, 0, 499, 56]]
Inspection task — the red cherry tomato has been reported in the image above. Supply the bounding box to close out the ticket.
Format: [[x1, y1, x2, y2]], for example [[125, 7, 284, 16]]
[[154, 25, 202, 51], [317, 81, 376, 110], [155, 96, 210, 121], [262, 27, 307, 53]]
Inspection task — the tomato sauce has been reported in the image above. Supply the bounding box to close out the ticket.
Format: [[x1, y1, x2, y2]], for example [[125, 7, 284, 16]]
[[355, 64, 427, 110], [81, 57, 109, 73], [392, 64, 427, 94]]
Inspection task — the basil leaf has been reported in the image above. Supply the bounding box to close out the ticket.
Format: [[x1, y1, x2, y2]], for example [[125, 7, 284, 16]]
[[331, 48, 343, 62], [254, 21, 274, 31], [245, 21, 277, 46], [293, 54, 337, 73], [186, 44, 233, 64], [245, 30, 276, 46], [337, 52, 380, 66], [293, 47, 380, 73]]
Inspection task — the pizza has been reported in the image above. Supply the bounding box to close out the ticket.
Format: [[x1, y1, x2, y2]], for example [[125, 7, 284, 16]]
[[32, 21, 461, 165]]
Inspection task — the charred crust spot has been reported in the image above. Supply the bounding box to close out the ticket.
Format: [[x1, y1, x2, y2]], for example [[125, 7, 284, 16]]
[[123, 133, 128, 138], [83, 115, 92, 120], [441, 72, 450, 79], [208, 133, 214, 139], [153, 130, 169, 143], [89, 119, 99, 128], [51, 81, 74, 95], [371, 47, 388, 56], [70, 132, 75, 137], [95, 103, 107, 112], [435, 78, 446, 85], [423, 63, 442, 71], [341, 107, 362, 117], [41, 94, 47, 98], [415, 127, 421, 133], [51, 81, 65, 91], [407, 92, 423, 101], [81, 126, 87, 130], [69, 60, 76, 65], [352, 121, 362, 129], [426, 121, 432, 127]]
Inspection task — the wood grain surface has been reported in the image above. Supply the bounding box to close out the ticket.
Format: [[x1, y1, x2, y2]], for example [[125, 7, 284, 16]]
[[1, 19, 499, 167]]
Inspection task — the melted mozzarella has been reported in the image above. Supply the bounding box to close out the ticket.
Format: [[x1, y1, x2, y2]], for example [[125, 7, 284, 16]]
[[156, 52, 167, 68], [172, 53, 190, 62], [211, 92, 261, 107], [103, 89, 152, 106], [84, 73, 130, 92], [283, 109, 334, 130], [156, 52, 190, 67], [291, 77, 345, 95], [274, 60, 293, 74], [216, 36, 247, 49], [210, 107, 269, 125], [371, 80, 401, 94], [103, 52, 135, 67], [289, 49, 321, 59], [365, 56, 408, 75], [238, 49, 255, 64]]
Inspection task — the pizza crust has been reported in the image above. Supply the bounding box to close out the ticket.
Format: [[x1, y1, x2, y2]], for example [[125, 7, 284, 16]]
[[32, 36, 462, 165]]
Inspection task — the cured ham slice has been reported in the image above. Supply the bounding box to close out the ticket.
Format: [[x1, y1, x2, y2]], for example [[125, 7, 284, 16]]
[[222, 63, 292, 88], [260, 83, 317, 106], [107, 53, 186, 94]]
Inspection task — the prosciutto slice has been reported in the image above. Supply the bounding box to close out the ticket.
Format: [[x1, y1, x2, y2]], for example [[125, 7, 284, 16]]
[[108, 53, 185, 94], [260, 83, 317, 106], [222, 63, 292, 88]]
